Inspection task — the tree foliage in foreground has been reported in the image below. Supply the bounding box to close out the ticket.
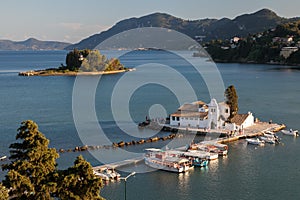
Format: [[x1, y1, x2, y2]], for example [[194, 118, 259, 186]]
[[55, 155, 104, 200], [2, 120, 104, 200], [0, 183, 9, 200], [225, 85, 239, 120]]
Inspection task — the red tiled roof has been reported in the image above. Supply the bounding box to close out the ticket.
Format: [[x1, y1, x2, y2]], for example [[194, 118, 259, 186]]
[[231, 114, 249, 125]]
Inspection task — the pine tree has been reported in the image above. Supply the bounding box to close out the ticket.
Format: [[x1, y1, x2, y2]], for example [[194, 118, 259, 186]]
[[55, 155, 104, 200], [2, 120, 105, 199], [2, 120, 59, 199], [225, 85, 239, 120]]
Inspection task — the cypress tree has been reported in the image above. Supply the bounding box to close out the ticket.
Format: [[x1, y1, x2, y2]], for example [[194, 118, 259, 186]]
[[225, 85, 239, 120]]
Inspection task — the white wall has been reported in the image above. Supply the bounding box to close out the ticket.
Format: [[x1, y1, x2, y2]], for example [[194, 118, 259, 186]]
[[242, 112, 254, 128]]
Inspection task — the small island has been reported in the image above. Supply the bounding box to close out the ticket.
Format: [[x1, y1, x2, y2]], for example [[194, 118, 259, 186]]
[[19, 49, 134, 76]]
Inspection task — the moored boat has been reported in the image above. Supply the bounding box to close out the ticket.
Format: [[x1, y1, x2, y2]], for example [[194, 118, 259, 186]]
[[260, 136, 276, 144], [93, 170, 110, 181], [246, 138, 265, 146], [0, 156, 7, 161], [144, 148, 193, 173], [281, 129, 299, 136], [93, 167, 120, 181], [183, 151, 209, 167]]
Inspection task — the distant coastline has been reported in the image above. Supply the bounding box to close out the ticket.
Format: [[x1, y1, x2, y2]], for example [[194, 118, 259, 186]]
[[213, 59, 300, 68]]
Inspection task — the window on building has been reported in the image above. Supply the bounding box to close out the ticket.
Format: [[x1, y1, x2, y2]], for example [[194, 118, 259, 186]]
[[176, 117, 180, 121], [225, 109, 229, 113]]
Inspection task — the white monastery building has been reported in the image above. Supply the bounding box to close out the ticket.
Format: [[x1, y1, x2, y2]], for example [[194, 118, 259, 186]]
[[169, 99, 254, 131]]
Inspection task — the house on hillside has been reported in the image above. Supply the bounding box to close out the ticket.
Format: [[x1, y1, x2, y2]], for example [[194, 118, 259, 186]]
[[280, 47, 298, 59], [169, 99, 254, 131], [272, 36, 293, 44]]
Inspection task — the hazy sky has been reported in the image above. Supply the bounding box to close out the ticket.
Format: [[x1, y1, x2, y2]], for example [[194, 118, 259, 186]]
[[1, 0, 300, 43]]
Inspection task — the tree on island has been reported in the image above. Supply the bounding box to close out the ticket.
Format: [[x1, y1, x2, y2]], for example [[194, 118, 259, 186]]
[[2, 120, 104, 200], [225, 85, 239, 120], [65, 49, 124, 72]]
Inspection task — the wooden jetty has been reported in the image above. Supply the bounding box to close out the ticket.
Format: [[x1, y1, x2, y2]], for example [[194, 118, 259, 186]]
[[93, 156, 144, 171]]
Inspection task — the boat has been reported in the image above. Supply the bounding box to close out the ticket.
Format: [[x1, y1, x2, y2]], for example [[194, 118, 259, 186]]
[[281, 129, 299, 136], [144, 148, 193, 173], [189, 143, 225, 158], [93, 170, 110, 181], [246, 138, 265, 146], [261, 131, 280, 144], [93, 168, 120, 181], [183, 151, 209, 167], [260, 136, 276, 144], [0, 156, 7, 161]]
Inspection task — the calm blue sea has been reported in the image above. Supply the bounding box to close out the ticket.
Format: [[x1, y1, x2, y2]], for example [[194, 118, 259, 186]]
[[0, 50, 300, 200]]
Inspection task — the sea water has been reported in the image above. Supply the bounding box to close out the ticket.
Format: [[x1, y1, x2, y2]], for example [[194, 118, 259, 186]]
[[0, 50, 299, 200]]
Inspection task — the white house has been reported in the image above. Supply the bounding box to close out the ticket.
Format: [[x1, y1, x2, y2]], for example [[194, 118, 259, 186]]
[[169, 99, 254, 131], [280, 47, 298, 59], [230, 112, 255, 130]]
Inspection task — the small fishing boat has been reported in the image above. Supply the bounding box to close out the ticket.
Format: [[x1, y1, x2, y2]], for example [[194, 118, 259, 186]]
[[0, 156, 7, 161], [246, 138, 265, 146], [281, 129, 299, 136]]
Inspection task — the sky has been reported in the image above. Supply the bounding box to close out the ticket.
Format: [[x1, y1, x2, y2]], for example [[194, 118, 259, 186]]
[[1, 0, 300, 44]]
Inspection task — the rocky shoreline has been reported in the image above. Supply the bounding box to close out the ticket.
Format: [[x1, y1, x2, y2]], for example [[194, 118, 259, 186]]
[[18, 68, 136, 76]]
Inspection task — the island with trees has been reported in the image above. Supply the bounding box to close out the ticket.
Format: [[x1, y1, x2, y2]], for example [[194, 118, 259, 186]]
[[19, 49, 133, 76]]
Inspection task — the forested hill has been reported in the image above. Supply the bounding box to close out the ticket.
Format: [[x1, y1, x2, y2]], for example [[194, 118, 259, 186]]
[[66, 9, 299, 50], [205, 20, 300, 65]]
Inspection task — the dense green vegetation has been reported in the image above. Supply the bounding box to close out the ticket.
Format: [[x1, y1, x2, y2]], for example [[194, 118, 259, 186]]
[[63, 49, 124, 72], [205, 20, 300, 65], [2, 120, 104, 200], [225, 85, 239, 120]]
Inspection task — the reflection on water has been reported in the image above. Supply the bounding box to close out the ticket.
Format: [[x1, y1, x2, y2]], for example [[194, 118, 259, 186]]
[[206, 159, 219, 173]]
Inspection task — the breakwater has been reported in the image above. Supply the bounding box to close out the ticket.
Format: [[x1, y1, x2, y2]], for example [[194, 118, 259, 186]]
[[57, 133, 177, 154]]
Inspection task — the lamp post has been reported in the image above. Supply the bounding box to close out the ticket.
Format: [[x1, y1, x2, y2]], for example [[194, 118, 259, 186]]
[[120, 171, 136, 200]]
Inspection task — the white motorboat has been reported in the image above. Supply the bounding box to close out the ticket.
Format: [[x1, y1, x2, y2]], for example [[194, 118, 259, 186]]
[[144, 148, 193, 173], [260, 136, 276, 144], [93, 168, 120, 181], [0, 156, 7, 161], [93, 170, 110, 181], [281, 129, 299, 136], [246, 138, 265, 146]]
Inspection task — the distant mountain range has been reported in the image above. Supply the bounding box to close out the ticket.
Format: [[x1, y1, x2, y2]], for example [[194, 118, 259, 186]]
[[2, 9, 299, 51], [0, 38, 71, 50], [66, 9, 300, 50]]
